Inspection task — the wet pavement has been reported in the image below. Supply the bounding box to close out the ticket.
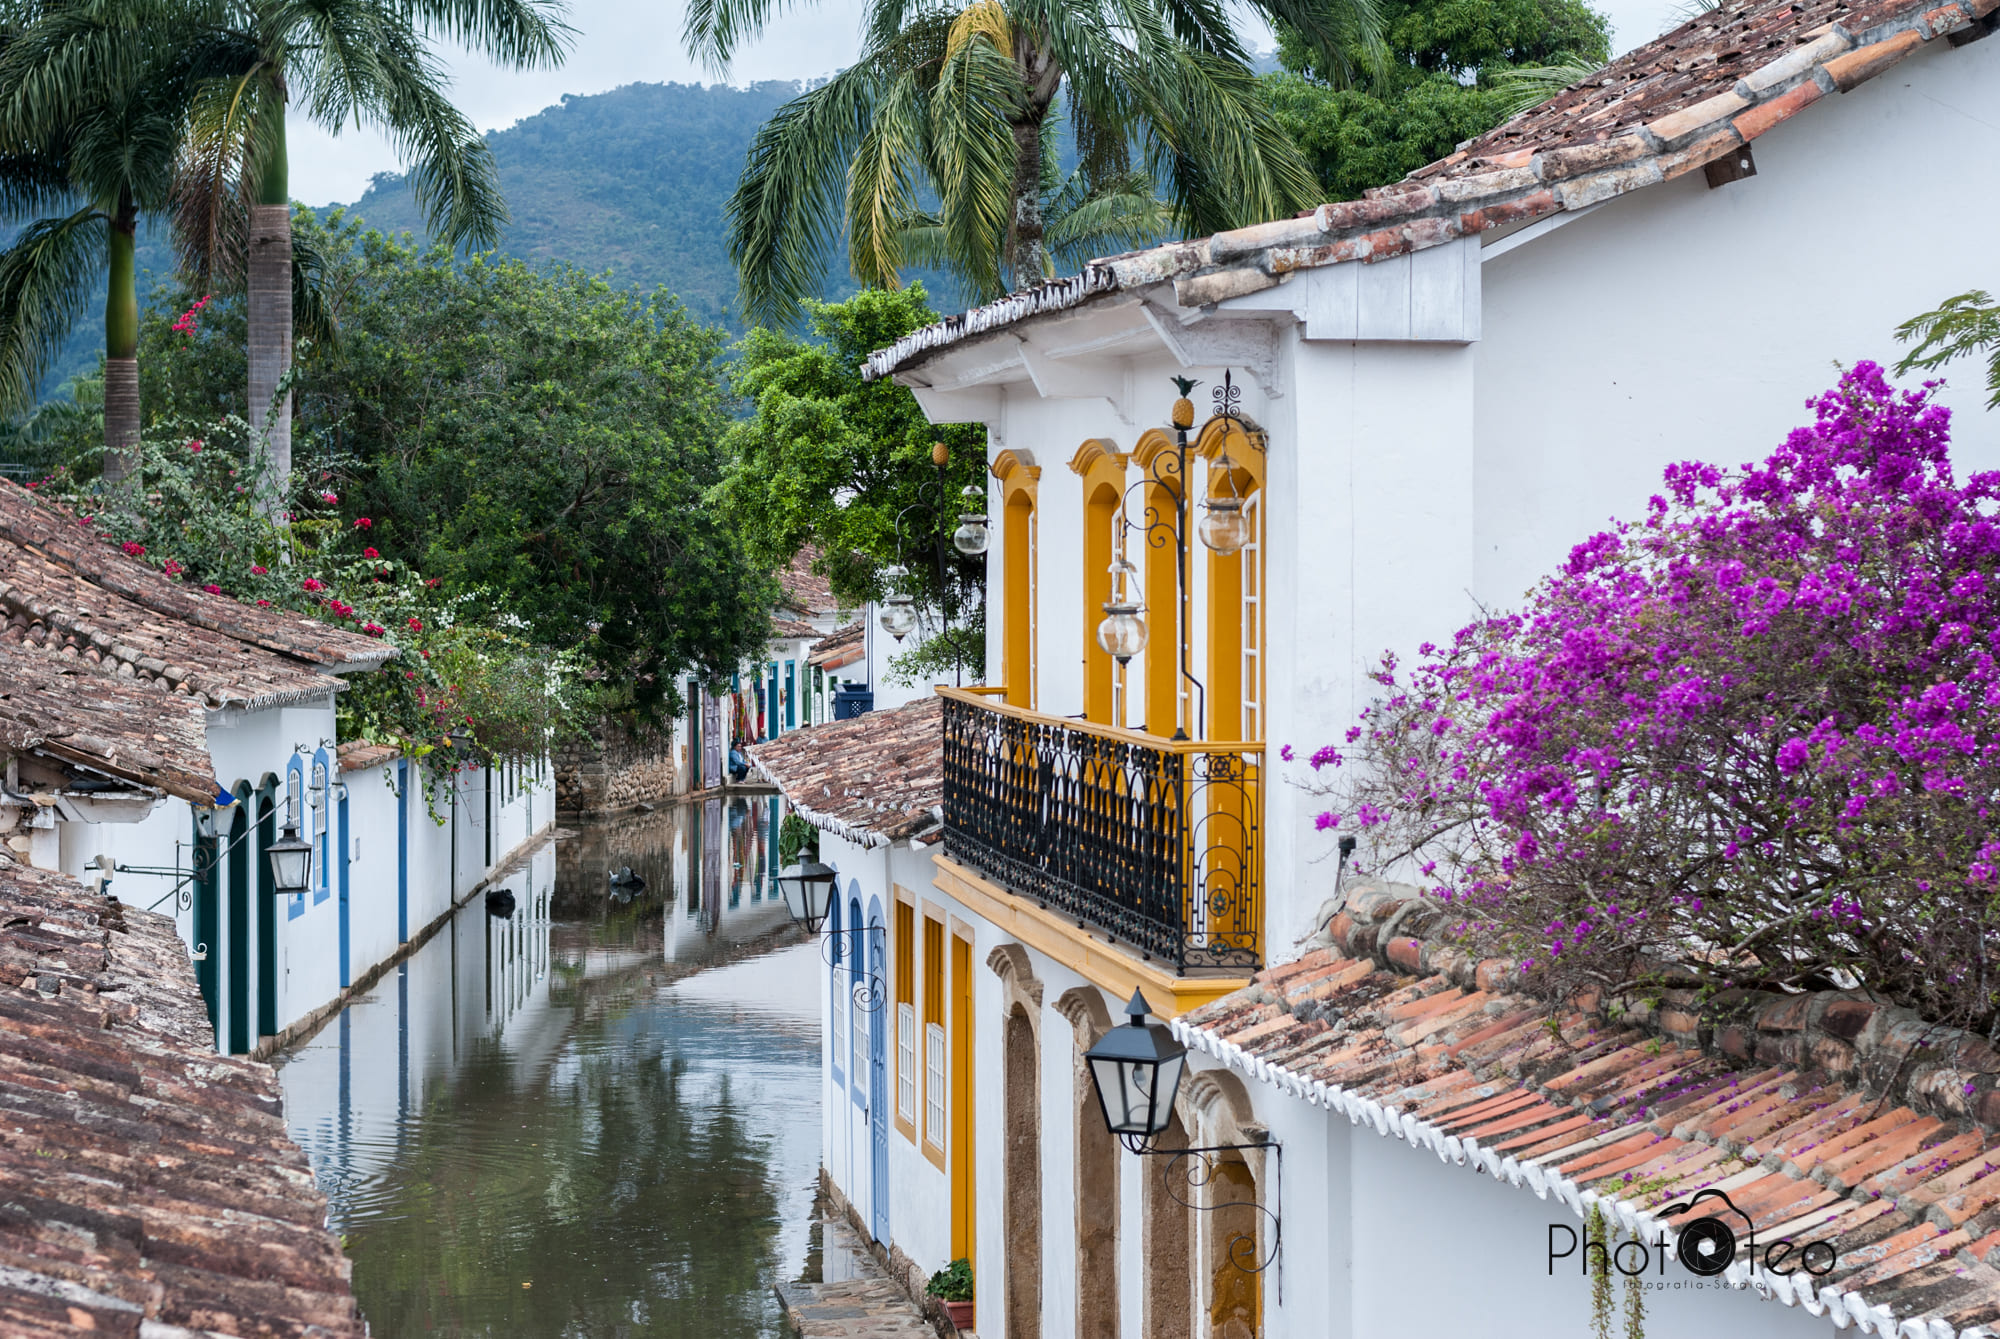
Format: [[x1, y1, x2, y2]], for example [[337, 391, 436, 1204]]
[[276, 794, 824, 1338]]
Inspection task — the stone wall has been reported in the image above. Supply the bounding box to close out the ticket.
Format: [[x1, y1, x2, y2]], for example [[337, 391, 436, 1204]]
[[553, 716, 678, 816]]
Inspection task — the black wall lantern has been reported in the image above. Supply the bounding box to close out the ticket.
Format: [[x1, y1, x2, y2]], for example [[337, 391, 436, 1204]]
[[266, 821, 313, 895], [1085, 988, 1282, 1276], [776, 860, 838, 933], [1087, 989, 1190, 1153]]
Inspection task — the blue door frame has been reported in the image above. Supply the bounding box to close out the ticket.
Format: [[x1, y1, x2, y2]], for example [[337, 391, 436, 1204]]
[[868, 898, 890, 1244], [337, 781, 351, 988]]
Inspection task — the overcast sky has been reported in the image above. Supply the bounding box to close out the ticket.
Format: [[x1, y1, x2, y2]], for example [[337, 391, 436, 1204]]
[[286, 0, 1686, 208]]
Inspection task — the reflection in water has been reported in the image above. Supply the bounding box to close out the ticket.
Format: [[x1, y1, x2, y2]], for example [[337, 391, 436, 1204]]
[[278, 796, 817, 1338]]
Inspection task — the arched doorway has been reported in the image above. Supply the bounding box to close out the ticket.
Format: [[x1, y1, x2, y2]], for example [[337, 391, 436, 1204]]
[[1057, 988, 1118, 1339], [1003, 1005, 1041, 1339]]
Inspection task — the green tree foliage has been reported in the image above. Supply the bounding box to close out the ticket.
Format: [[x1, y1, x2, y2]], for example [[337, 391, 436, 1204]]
[[697, 0, 1364, 327], [1264, 0, 1610, 201], [719, 286, 985, 675], [1896, 290, 2000, 409], [141, 211, 774, 716]]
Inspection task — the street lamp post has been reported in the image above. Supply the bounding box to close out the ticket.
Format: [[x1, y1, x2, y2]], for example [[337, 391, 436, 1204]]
[[1082, 988, 1282, 1276], [1094, 372, 1257, 740]]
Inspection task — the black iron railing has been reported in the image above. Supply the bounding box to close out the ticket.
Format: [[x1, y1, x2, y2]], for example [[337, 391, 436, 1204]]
[[938, 688, 1262, 972]]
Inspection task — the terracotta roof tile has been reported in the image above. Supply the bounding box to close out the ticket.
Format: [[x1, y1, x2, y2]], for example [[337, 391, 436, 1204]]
[[864, 0, 1979, 383], [0, 482, 393, 672], [747, 695, 941, 847], [0, 859, 363, 1335], [336, 740, 402, 772], [0, 640, 218, 801], [0, 537, 341, 709], [807, 621, 865, 670], [1174, 883, 2000, 1337], [775, 547, 842, 617]]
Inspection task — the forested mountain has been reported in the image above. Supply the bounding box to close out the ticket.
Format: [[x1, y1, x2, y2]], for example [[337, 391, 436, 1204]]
[[341, 80, 802, 326], [24, 79, 807, 396]]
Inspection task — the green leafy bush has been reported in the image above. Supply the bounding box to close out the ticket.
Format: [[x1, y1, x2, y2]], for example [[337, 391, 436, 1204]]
[[926, 1258, 973, 1301]]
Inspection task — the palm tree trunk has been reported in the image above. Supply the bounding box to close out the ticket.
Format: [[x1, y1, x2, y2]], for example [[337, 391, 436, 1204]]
[[248, 115, 292, 498], [1009, 116, 1046, 289], [102, 191, 140, 486]]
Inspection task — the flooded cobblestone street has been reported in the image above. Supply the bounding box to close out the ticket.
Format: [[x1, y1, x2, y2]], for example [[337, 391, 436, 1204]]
[[277, 795, 822, 1338]]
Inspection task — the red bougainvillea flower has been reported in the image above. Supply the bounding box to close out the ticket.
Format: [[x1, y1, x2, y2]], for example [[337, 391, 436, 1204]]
[[354, 517, 372, 530], [256, 599, 272, 607], [302, 577, 325, 593], [362, 622, 386, 637], [120, 541, 145, 557], [424, 577, 440, 588], [202, 584, 221, 595], [407, 617, 423, 632], [362, 546, 379, 559], [319, 490, 338, 504], [250, 564, 267, 575], [162, 560, 182, 578], [187, 440, 202, 453], [76, 516, 90, 526]]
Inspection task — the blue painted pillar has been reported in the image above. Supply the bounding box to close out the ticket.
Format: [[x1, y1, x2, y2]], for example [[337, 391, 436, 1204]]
[[785, 660, 796, 729], [337, 784, 352, 988], [397, 758, 409, 943]]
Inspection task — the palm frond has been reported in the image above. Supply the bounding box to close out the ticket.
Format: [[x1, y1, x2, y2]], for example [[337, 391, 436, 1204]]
[[0, 206, 105, 415], [1896, 291, 2000, 409], [846, 68, 928, 291], [1493, 59, 1601, 118], [172, 65, 273, 285], [1251, 0, 1385, 88], [1043, 168, 1167, 269], [402, 0, 573, 71], [928, 26, 1019, 298], [291, 223, 340, 348], [1138, 44, 1321, 237], [682, 0, 818, 76], [727, 64, 883, 328]]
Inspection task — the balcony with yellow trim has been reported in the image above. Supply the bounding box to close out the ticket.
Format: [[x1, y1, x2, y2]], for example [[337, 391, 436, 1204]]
[[935, 685, 1262, 1005]]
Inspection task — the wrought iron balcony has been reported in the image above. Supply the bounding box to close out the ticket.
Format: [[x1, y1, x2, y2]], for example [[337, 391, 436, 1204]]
[[937, 687, 1262, 973]]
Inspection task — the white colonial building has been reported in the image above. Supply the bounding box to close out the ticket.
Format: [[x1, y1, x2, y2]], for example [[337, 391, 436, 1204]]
[[759, 1, 2000, 1335]]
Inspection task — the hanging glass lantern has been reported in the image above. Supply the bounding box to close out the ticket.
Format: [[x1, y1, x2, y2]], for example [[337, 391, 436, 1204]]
[[879, 564, 918, 642], [952, 485, 990, 556], [266, 821, 313, 895], [1199, 453, 1249, 555], [1096, 558, 1147, 665]]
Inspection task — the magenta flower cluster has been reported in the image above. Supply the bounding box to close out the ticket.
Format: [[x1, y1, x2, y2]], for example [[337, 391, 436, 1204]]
[[1318, 365, 2000, 1024]]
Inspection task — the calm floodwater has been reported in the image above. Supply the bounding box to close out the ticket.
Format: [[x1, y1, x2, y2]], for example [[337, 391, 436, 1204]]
[[277, 794, 820, 1339]]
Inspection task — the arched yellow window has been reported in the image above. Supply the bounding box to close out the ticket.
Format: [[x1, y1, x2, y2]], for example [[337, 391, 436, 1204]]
[[1069, 439, 1126, 726], [1197, 415, 1266, 744], [991, 450, 1041, 710], [1131, 429, 1185, 738]]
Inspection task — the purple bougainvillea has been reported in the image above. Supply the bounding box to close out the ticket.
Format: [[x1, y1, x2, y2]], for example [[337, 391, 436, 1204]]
[[1315, 364, 2000, 1025]]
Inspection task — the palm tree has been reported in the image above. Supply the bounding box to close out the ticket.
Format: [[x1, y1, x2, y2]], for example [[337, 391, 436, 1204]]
[[0, 0, 198, 483], [176, 0, 571, 493], [691, 0, 1382, 327]]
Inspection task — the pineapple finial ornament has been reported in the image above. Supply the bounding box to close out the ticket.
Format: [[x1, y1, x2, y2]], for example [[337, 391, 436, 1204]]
[[1169, 376, 1199, 430]]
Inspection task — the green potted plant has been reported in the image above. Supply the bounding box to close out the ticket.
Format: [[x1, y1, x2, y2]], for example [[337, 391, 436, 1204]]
[[926, 1258, 974, 1330]]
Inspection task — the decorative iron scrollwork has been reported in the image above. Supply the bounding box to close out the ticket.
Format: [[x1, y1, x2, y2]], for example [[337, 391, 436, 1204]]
[[940, 694, 1262, 973], [821, 924, 887, 1013]]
